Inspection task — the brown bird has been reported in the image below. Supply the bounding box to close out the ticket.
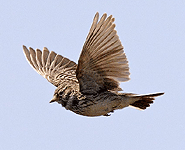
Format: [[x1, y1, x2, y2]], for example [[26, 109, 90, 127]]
[[23, 12, 164, 117]]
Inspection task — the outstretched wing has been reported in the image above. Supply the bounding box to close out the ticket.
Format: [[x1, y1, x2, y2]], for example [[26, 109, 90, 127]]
[[76, 12, 130, 94], [23, 45, 79, 89]]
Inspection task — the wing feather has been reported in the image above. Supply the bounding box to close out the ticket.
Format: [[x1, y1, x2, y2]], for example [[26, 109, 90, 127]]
[[23, 45, 78, 88], [76, 12, 130, 93]]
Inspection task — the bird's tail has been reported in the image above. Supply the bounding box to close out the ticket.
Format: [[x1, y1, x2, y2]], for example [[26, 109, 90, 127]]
[[126, 92, 164, 110]]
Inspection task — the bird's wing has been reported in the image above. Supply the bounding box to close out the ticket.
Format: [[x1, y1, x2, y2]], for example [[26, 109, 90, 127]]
[[23, 46, 79, 89], [76, 12, 130, 94]]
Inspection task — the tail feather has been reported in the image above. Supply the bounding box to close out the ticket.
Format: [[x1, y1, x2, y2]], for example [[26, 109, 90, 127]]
[[129, 92, 164, 110]]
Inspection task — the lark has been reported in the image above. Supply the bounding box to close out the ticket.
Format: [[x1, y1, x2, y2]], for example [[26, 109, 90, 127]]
[[23, 12, 164, 117]]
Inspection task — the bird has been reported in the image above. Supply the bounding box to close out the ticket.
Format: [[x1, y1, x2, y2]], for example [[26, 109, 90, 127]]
[[23, 12, 164, 117]]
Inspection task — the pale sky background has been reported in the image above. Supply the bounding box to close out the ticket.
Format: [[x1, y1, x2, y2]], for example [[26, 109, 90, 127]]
[[1, 0, 185, 150]]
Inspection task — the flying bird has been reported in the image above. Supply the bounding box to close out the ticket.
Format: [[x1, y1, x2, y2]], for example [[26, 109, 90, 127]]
[[23, 12, 164, 117]]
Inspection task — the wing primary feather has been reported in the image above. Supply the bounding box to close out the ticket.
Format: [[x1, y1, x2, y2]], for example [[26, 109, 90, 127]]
[[29, 47, 40, 71], [90, 28, 117, 57], [85, 12, 99, 42], [36, 49, 45, 75], [42, 47, 49, 73], [85, 15, 114, 50], [23, 45, 36, 70]]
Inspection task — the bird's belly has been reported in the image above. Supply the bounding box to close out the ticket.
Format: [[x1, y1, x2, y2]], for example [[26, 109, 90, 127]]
[[75, 93, 122, 117], [83, 103, 113, 116], [74, 104, 112, 117]]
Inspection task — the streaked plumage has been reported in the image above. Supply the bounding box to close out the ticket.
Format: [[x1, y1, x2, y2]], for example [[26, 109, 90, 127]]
[[23, 12, 164, 117]]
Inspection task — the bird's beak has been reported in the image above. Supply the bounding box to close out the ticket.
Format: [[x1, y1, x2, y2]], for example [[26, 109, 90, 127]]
[[49, 94, 59, 103]]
